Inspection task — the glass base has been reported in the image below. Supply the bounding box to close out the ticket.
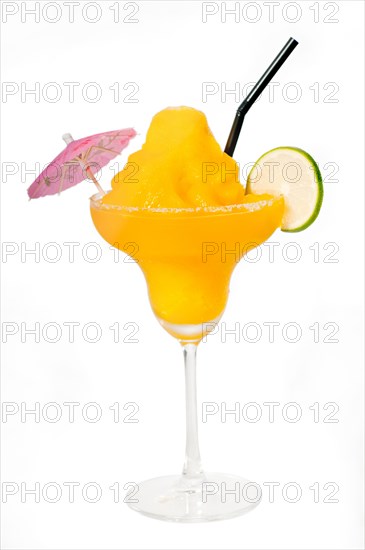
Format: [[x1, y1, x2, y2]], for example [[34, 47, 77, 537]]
[[156, 315, 222, 342], [127, 473, 261, 522]]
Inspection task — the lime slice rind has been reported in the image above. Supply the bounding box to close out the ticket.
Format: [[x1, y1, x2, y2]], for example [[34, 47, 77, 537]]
[[246, 146, 323, 232]]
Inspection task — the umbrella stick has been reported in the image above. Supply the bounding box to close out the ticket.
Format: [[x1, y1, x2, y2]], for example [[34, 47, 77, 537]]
[[62, 133, 105, 195], [85, 167, 105, 195]]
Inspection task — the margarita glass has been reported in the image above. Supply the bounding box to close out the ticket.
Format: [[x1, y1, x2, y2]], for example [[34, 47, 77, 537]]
[[90, 192, 284, 522], [27, 38, 319, 522]]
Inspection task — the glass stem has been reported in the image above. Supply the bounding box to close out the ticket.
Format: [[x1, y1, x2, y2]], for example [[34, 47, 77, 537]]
[[181, 342, 203, 479]]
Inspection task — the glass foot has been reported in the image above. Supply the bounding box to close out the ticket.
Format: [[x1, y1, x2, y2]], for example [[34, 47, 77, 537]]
[[127, 473, 261, 522]]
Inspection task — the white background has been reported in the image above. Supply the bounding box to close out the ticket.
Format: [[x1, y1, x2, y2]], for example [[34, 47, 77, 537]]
[[1, 1, 364, 549]]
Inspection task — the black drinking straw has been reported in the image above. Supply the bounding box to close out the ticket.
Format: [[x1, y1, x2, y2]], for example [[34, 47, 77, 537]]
[[224, 37, 299, 157]]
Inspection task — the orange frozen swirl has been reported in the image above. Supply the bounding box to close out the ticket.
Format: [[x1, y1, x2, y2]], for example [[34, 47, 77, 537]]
[[102, 106, 247, 209]]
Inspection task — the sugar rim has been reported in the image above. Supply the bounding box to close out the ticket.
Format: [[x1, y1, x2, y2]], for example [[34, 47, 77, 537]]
[[90, 192, 277, 215]]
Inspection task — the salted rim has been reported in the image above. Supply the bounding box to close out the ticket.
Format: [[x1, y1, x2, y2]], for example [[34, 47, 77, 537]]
[[90, 192, 278, 215]]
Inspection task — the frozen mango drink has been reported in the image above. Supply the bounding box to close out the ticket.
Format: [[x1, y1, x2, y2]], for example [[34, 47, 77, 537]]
[[30, 38, 325, 522], [88, 103, 322, 521], [90, 107, 284, 338]]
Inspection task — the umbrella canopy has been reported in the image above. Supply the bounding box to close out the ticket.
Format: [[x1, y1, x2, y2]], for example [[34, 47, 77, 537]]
[[27, 128, 136, 199]]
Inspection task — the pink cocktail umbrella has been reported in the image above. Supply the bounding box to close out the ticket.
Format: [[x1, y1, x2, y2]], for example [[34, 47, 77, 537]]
[[27, 128, 136, 199]]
